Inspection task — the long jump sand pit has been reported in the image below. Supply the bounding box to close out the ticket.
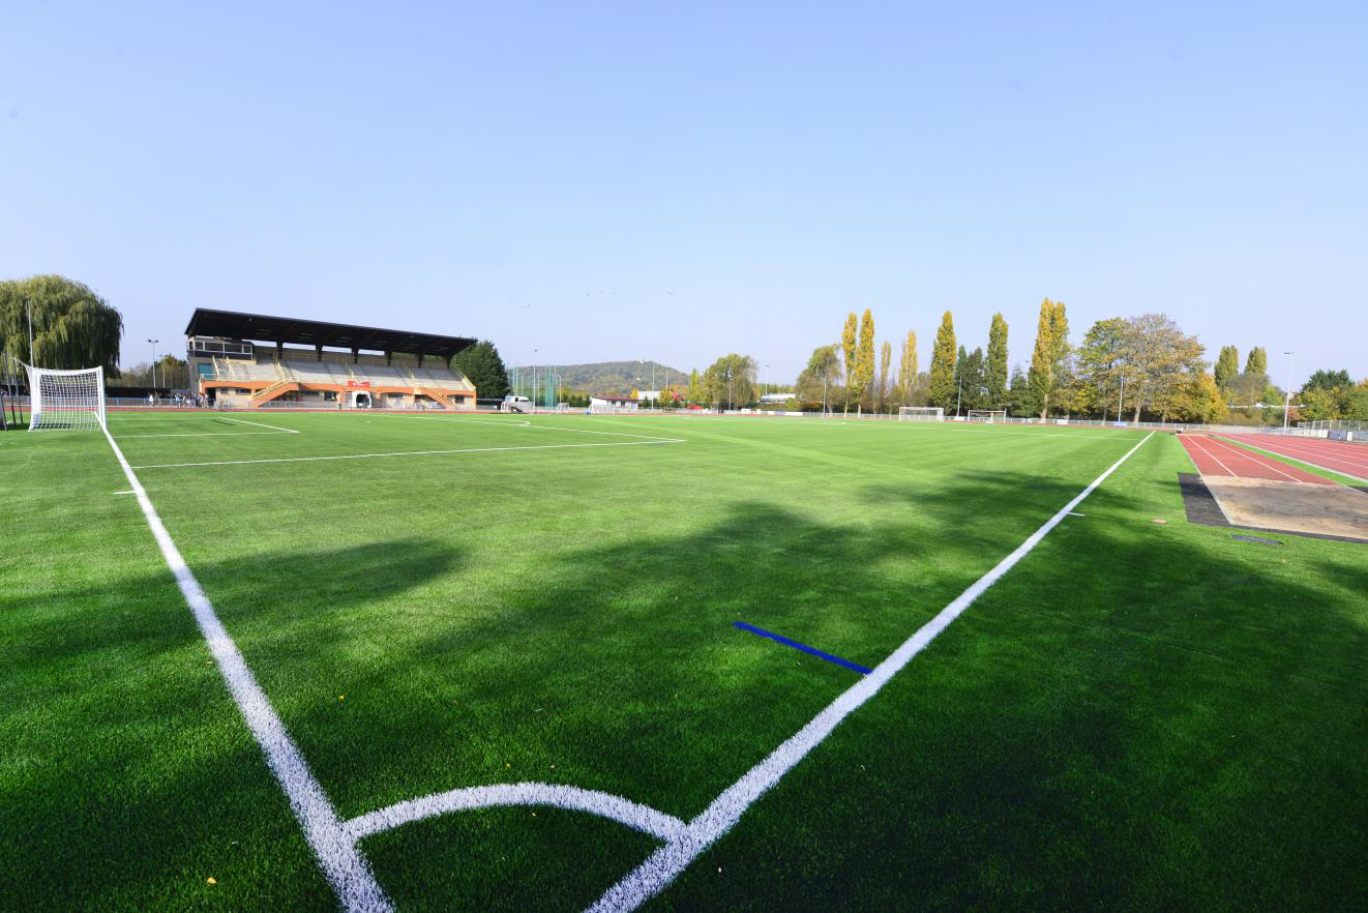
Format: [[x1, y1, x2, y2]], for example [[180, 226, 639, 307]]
[[1205, 476, 1368, 542]]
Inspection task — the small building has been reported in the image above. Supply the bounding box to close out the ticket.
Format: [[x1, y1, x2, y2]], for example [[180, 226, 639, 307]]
[[589, 395, 639, 411]]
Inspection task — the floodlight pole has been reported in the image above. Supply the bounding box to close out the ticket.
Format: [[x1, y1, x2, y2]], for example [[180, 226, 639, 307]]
[[1282, 350, 1295, 431], [1117, 370, 1126, 423], [148, 339, 160, 389], [955, 375, 963, 417]]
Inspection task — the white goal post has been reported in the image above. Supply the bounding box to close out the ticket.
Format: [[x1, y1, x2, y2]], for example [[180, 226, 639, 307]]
[[22, 361, 107, 432], [966, 410, 1007, 423], [898, 406, 944, 422]]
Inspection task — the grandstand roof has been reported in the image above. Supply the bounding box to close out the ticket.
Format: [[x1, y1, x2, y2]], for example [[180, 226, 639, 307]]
[[184, 308, 476, 359]]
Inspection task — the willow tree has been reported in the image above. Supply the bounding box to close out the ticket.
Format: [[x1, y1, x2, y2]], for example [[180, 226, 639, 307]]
[[0, 275, 123, 374], [927, 311, 957, 409], [703, 353, 757, 409]]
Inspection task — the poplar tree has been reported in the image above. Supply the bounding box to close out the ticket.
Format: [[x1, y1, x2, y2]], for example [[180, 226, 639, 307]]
[[896, 330, 918, 405], [927, 311, 957, 409], [841, 312, 858, 415], [851, 308, 875, 415], [877, 340, 892, 412], [1028, 298, 1070, 419], [1245, 347, 1268, 376], [1214, 345, 1240, 389], [687, 368, 702, 404], [986, 312, 1009, 408]]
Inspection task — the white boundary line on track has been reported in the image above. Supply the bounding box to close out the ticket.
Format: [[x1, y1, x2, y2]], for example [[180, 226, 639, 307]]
[[344, 783, 686, 844], [1220, 436, 1368, 484], [100, 427, 396, 912], [1182, 436, 1237, 477], [1201, 436, 1306, 483], [583, 430, 1156, 913], [130, 438, 686, 470]]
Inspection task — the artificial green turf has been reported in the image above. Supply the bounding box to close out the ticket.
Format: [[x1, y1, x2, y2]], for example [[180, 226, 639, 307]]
[[2, 413, 1365, 911]]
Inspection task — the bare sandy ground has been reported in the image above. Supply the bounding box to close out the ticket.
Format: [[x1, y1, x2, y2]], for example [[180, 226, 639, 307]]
[[1205, 477, 1368, 542]]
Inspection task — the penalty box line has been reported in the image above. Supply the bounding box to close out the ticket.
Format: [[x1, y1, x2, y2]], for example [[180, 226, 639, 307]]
[[130, 438, 686, 470], [584, 431, 1157, 913], [114, 416, 301, 439]]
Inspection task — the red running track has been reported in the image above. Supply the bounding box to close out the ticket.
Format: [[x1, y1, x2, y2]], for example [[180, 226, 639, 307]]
[[1179, 435, 1334, 485], [1221, 434, 1368, 483]]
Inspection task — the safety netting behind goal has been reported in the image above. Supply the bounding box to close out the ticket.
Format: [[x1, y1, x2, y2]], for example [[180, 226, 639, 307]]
[[24, 362, 107, 432]]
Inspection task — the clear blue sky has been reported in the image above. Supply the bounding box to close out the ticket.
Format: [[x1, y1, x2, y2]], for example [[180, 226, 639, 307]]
[[3, 0, 1365, 386]]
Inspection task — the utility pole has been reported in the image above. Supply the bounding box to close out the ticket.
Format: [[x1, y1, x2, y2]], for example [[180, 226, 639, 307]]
[[26, 299, 35, 366], [955, 374, 963, 417]]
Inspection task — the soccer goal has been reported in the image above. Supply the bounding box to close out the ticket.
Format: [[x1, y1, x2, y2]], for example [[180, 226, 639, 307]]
[[23, 361, 107, 431], [898, 406, 944, 422], [967, 410, 1007, 424]]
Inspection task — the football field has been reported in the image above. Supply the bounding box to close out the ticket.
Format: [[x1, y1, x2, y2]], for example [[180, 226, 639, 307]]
[[4, 412, 1366, 911]]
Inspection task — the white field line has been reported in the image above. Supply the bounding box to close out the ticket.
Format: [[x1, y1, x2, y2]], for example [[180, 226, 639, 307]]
[[131, 438, 686, 470], [115, 430, 297, 439], [585, 430, 1157, 913], [1220, 437, 1368, 483], [524, 422, 686, 443], [297, 411, 683, 443], [346, 783, 686, 844], [357, 413, 532, 428], [370, 412, 683, 443], [100, 428, 395, 913], [218, 416, 301, 433]]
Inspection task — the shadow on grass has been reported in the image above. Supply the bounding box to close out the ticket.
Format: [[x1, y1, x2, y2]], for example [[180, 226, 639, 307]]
[[8, 471, 1368, 912], [0, 539, 461, 913]]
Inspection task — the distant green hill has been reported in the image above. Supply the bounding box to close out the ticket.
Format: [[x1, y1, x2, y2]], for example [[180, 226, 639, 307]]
[[512, 360, 687, 397]]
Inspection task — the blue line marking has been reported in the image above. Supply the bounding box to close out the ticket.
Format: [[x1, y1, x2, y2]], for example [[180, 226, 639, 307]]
[[733, 622, 872, 675]]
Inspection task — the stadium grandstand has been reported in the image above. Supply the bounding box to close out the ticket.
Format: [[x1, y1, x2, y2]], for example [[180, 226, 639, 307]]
[[184, 308, 479, 410]]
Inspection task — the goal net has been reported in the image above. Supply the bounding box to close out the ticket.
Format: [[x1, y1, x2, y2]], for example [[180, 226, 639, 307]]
[[24, 362, 106, 432], [967, 410, 1007, 423], [898, 406, 944, 422]]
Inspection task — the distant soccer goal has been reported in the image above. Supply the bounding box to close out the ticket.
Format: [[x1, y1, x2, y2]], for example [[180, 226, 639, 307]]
[[23, 362, 106, 432], [966, 410, 1007, 424], [898, 406, 944, 422]]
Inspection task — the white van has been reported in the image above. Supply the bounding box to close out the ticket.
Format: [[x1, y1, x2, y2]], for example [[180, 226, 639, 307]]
[[502, 395, 533, 414]]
